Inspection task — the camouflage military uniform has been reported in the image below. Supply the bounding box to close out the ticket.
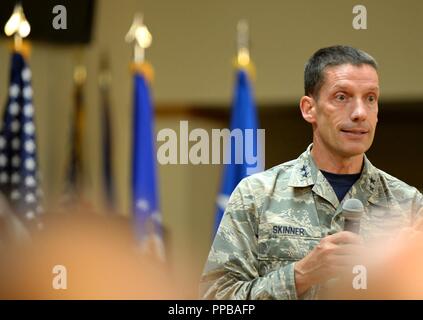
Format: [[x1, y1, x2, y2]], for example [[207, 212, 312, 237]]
[[200, 144, 423, 300]]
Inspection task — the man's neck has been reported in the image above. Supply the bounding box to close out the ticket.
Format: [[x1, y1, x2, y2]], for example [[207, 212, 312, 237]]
[[310, 143, 364, 174]]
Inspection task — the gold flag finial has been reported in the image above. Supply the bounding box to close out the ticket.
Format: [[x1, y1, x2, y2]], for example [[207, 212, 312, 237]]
[[237, 19, 250, 67], [234, 19, 255, 79], [4, 3, 31, 53], [125, 13, 153, 64], [126, 13, 154, 82]]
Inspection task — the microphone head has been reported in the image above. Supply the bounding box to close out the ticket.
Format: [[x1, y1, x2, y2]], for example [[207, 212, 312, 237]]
[[342, 198, 364, 220]]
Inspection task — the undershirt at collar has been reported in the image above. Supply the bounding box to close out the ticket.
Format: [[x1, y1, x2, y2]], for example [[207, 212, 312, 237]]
[[320, 170, 361, 202]]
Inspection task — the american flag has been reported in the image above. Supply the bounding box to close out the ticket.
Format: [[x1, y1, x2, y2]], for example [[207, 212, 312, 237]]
[[0, 52, 43, 228]]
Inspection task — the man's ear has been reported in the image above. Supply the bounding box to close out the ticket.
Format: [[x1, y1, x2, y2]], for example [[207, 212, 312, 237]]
[[299, 96, 316, 124]]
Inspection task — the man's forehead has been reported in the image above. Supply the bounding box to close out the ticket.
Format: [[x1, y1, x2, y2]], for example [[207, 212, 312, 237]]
[[323, 64, 379, 89]]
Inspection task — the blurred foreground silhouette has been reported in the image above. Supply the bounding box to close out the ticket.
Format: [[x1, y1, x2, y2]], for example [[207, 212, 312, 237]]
[[320, 224, 423, 300], [0, 206, 179, 299]]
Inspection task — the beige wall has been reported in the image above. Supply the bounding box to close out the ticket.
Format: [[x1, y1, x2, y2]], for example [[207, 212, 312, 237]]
[[1, 0, 423, 295]]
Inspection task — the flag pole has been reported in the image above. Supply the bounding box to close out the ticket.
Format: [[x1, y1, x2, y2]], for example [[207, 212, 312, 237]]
[[125, 13, 152, 64], [125, 13, 154, 83], [235, 19, 255, 80], [4, 3, 31, 53], [213, 20, 259, 235], [126, 13, 165, 260], [237, 19, 250, 67]]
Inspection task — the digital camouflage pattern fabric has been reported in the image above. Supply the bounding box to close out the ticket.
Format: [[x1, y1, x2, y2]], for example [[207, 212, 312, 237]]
[[200, 144, 423, 300]]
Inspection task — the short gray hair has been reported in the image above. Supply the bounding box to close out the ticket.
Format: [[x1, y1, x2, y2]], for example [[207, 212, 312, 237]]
[[304, 45, 378, 98]]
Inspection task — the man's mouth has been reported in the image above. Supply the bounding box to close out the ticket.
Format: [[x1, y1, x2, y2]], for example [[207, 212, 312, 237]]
[[340, 129, 369, 136]]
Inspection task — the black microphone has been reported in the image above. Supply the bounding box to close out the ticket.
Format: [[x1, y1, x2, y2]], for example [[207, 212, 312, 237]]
[[341, 198, 364, 234]]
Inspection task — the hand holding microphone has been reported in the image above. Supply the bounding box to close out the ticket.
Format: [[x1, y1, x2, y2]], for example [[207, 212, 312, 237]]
[[294, 198, 365, 297]]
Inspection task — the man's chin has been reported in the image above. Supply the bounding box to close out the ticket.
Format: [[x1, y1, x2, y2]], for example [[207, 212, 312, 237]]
[[337, 140, 371, 157]]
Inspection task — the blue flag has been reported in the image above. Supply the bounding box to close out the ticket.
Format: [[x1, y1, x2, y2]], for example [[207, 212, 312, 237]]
[[132, 71, 164, 259], [214, 69, 261, 234], [0, 52, 43, 227]]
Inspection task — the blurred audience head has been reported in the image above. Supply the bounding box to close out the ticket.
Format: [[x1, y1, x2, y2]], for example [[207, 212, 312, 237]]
[[0, 205, 177, 299]]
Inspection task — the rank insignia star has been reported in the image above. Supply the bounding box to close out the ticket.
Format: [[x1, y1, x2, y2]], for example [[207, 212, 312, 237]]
[[369, 177, 376, 191], [300, 165, 309, 178]]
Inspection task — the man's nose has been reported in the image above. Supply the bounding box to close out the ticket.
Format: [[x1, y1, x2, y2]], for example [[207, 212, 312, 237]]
[[351, 99, 368, 121]]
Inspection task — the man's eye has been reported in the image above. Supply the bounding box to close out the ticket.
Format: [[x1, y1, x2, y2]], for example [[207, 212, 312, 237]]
[[368, 95, 377, 103], [335, 94, 346, 101]]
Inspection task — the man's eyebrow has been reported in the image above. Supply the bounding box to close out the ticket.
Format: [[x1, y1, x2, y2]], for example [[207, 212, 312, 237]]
[[330, 84, 349, 91], [367, 86, 380, 92], [330, 84, 380, 92]]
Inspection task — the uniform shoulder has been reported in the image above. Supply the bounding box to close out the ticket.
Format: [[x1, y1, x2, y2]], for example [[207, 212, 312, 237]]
[[376, 167, 421, 200], [229, 159, 298, 215], [237, 158, 298, 192]]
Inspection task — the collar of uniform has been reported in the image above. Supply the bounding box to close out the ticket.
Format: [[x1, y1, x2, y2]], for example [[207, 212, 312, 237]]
[[288, 144, 339, 208], [354, 154, 390, 207], [287, 144, 316, 188], [288, 144, 388, 208]]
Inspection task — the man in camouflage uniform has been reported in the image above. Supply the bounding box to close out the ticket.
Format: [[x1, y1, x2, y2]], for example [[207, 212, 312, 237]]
[[200, 45, 423, 299]]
